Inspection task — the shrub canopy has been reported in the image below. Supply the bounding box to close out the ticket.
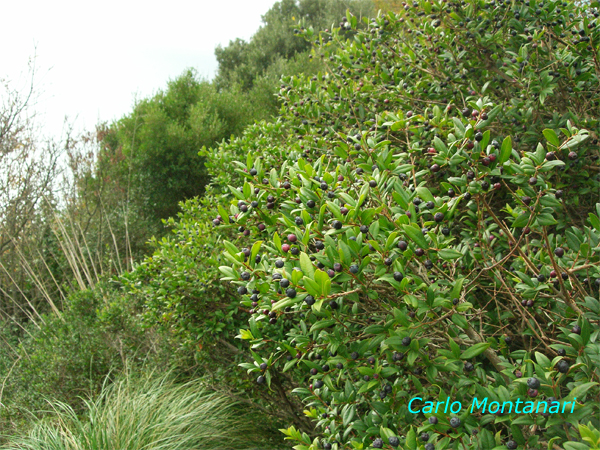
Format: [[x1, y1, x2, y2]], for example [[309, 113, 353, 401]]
[[129, 1, 600, 449]]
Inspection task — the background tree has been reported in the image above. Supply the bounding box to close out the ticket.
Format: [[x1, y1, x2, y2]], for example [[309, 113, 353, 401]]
[[214, 0, 374, 92]]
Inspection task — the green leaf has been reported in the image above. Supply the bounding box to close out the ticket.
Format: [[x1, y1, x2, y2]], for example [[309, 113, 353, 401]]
[[449, 338, 461, 359], [339, 241, 352, 267], [402, 224, 428, 249], [385, 232, 398, 251], [451, 314, 468, 330], [218, 205, 230, 224], [535, 352, 551, 368], [451, 278, 465, 300], [563, 443, 593, 450], [250, 241, 262, 265], [310, 319, 336, 332], [478, 428, 496, 450], [273, 233, 282, 253], [439, 249, 463, 260], [588, 213, 600, 232], [358, 380, 378, 394], [303, 277, 321, 297], [299, 252, 315, 279], [543, 129, 560, 147], [228, 185, 246, 200], [223, 240, 239, 256], [499, 136, 512, 164], [461, 343, 490, 359], [537, 213, 558, 226], [406, 428, 417, 449], [379, 426, 395, 440], [416, 186, 434, 202], [269, 168, 278, 187], [512, 213, 530, 228], [314, 269, 331, 297], [564, 382, 598, 402], [433, 136, 448, 154]]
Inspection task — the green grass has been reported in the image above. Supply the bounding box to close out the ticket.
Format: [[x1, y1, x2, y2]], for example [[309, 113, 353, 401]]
[[1, 371, 284, 450]]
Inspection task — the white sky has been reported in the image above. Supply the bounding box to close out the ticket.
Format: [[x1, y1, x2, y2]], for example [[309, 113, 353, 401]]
[[2, 0, 278, 140]]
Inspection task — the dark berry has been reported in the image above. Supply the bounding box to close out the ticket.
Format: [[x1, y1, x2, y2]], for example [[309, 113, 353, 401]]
[[402, 336, 412, 346], [527, 388, 538, 397], [554, 247, 565, 258], [393, 272, 404, 282], [388, 436, 400, 448], [449, 417, 461, 428], [286, 288, 297, 298], [556, 359, 570, 373]]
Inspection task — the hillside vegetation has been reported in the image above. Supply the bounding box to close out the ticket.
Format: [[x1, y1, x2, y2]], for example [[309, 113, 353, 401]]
[[130, 0, 600, 449], [1, 0, 599, 449]]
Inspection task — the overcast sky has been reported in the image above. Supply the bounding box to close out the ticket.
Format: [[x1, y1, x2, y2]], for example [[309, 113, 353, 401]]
[[2, 0, 278, 140]]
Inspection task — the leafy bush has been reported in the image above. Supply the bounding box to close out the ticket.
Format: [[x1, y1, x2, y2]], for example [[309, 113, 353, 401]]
[[1, 371, 284, 450], [135, 1, 600, 449]]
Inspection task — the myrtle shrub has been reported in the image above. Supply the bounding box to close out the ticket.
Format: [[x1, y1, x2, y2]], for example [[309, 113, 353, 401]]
[[132, 1, 600, 449]]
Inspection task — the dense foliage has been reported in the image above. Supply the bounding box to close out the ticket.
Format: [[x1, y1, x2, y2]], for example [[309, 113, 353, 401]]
[[132, 0, 600, 449]]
